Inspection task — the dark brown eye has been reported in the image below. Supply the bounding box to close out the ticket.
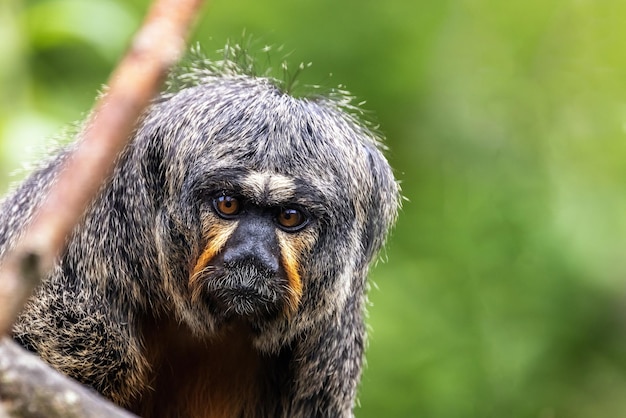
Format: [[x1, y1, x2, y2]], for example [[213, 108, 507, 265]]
[[276, 208, 308, 231], [213, 195, 241, 218]]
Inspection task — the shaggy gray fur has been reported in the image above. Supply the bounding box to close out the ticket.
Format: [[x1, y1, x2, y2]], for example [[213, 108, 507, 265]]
[[0, 60, 399, 417]]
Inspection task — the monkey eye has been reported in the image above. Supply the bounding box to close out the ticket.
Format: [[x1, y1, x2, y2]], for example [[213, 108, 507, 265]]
[[276, 207, 308, 232], [213, 195, 242, 219]]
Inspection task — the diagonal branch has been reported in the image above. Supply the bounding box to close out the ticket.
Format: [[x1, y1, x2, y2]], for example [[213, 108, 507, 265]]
[[0, 0, 206, 337], [0, 337, 137, 417]]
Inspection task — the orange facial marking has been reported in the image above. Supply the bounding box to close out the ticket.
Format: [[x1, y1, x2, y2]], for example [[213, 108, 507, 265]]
[[189, 222, 238, 302], [277, 235, 304, 315]]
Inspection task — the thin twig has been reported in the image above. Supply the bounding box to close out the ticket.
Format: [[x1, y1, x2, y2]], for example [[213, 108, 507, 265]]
[[0, 0, 206, 336]]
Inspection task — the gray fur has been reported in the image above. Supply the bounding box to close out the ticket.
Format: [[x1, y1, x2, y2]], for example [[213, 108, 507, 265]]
[[0, 61, 399, 417]]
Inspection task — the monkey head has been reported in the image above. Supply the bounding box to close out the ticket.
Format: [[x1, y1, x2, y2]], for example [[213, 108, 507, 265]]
[[188, 174, 313, 324], [131, 75, 398, 352]]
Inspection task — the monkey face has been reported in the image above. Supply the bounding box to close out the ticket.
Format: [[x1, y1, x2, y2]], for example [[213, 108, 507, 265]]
[[187, 171, 318, 330], [145, 78, 398, 345]]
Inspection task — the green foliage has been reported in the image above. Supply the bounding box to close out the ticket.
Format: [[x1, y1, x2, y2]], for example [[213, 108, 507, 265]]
[[3, 0, 626, 416]]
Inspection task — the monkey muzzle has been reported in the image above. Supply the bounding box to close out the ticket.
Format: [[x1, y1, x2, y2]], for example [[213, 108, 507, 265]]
[[203, 262, 287, 322], [192, 215, 292, 325]]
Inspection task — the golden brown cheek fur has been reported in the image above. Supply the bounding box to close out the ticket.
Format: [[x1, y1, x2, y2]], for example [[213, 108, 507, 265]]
[[277, 230, 316, 315], [189, 221, 238, 302]]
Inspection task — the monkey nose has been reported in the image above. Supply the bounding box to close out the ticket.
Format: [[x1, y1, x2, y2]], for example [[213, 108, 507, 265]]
[[222, 216, 281, 275], [222, 241, 280, 275]]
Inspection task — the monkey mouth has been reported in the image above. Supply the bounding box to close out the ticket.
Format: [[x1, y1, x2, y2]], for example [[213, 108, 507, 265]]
[[208, 286, 278, 317], [198, 265, 287, 323]]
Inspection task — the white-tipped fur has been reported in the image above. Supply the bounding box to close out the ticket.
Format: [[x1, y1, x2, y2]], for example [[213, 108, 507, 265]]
[[1, 51, 399, 417], [243, 172, 296, 204]]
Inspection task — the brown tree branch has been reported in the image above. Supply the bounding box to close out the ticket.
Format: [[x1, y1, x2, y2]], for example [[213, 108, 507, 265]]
[[0, 0, 206, 337], [0, 0, 205, 415], [0, 338, 137, 417]]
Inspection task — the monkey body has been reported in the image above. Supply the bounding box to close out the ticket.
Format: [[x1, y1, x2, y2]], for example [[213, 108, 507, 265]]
[[0, 68, 398, 417]]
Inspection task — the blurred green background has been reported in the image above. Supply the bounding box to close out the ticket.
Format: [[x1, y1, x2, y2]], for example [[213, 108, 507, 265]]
[[3, 0, 626, 416]]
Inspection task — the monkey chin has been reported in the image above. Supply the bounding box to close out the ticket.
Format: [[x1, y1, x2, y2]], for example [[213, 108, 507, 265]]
[[198, 263, 289, 331]]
